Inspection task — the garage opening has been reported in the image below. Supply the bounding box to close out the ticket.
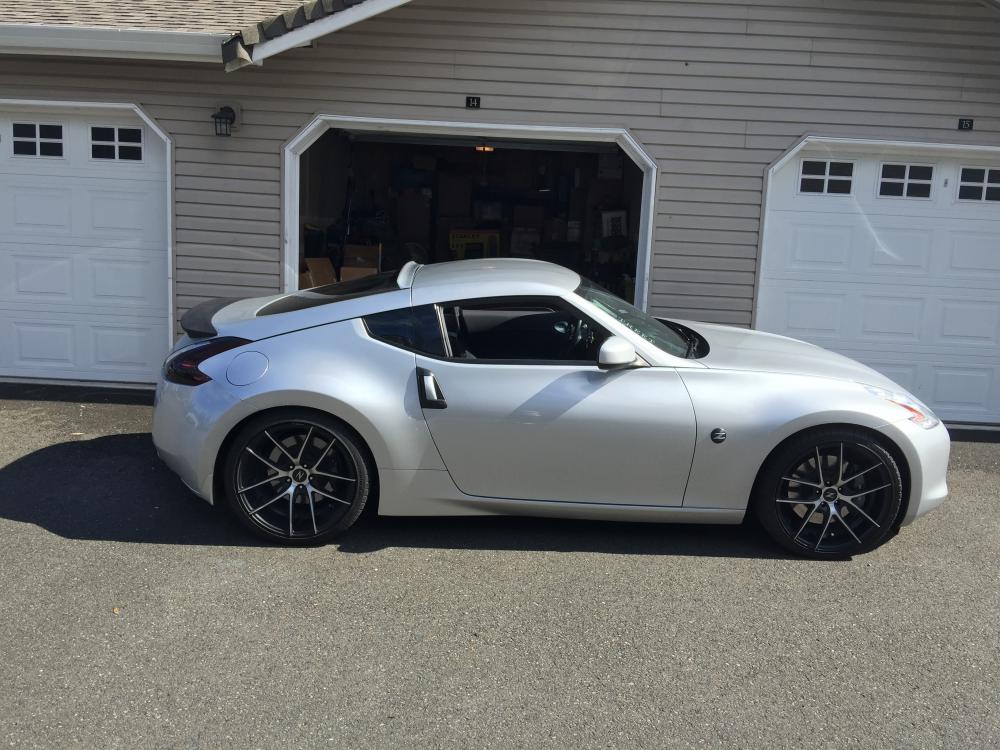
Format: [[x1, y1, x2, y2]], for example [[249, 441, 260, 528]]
[[296, 129, 646, 303]]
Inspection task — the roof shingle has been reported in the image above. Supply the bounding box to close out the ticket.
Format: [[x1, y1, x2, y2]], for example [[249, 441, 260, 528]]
[[0, 1, 308, 35]]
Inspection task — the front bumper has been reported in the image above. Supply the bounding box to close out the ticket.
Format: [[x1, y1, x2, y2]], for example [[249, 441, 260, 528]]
[[877, 418, 950, 526]]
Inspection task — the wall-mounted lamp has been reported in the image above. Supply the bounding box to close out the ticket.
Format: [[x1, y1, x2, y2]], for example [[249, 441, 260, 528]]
[[211, 106, 237, 137], [475, 144, 495, 153]]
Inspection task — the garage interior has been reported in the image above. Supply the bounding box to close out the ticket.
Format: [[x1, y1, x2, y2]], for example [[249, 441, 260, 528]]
[[298, 130, 645, 302]]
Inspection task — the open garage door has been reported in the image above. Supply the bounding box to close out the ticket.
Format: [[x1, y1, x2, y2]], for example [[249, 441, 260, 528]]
[[758, 140, 1000, 426], [0, 106, 169, 384], [295, 125, 649, 304]]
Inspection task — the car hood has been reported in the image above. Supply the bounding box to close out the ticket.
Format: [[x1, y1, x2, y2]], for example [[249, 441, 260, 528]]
[[678, 320, 899, 389]]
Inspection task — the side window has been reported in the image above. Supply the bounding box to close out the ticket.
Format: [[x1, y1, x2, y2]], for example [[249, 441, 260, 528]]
[[363, 304, 446, 356], [440, 297, 609, 363]]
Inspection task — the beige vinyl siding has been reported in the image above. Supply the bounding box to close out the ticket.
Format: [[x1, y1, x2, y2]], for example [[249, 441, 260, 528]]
[[1, 0, 998, 328]]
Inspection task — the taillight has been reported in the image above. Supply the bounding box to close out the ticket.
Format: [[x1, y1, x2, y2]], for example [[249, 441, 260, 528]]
[[163, 337, 250, 385]]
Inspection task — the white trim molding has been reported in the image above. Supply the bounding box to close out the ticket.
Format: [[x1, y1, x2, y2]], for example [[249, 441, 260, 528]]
[[754, 134, 1000, 327], [251, 0, 413, 65], [0, 97, 176, 344], [281, 114, 659, 309], [0, 23, 226, 63]]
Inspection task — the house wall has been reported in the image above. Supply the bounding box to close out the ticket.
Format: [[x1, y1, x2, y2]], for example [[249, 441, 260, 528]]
[[1, 0, 998, 327]]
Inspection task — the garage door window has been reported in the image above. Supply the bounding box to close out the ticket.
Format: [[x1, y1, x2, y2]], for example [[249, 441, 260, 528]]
[[958, 167, 1000, 202], [799, 160, 853, 195], [879, 164, 933, 199], [91, 126, 143, 161], [12, 122, 63, 158]]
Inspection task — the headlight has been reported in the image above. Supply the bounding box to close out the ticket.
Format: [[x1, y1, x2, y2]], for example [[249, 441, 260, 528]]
[[864, 385, 940, 429]]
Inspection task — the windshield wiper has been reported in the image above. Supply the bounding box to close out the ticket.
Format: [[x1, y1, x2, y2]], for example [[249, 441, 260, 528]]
[[662, 320, 697, 358]]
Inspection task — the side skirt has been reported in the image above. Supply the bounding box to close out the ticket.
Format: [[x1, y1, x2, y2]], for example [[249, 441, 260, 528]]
[[377, 468, 746, 524]]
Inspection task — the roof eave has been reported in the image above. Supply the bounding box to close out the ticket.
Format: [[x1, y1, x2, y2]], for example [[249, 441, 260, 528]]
[[225, 0, 414, 72], [0, 23, 226, 64]]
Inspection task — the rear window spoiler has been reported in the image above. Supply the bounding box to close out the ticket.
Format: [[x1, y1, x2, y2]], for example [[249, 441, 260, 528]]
[[180, 298, 241, 339], [397, 260, 421, 289]]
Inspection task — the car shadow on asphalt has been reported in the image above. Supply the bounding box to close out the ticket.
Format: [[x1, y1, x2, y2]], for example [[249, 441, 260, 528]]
[[0, 433, 257, 546], [340, 515, 788, 559], [0, 432, 789, 558]]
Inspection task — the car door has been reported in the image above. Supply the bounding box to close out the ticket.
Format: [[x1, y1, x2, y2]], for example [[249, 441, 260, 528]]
[[414, 296, 696, 506]]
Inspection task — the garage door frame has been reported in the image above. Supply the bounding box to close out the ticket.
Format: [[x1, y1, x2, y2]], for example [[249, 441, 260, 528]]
[[282, 114, 659, 309], [755, 134, 1000, 328], [0, 97, 174, 346]]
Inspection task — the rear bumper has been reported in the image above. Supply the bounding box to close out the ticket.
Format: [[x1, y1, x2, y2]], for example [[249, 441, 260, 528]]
[[152, 379, 239, 503], [877, 419, 950, 526]]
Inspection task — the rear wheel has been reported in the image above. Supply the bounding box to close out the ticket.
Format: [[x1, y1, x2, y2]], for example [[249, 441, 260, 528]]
[[223, 409, 372, 545], [753, 429, 903, 558]]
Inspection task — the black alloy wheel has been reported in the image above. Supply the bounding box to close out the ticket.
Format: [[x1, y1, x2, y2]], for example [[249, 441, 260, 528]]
[[754, 429, 903, 558], [223, 409, 372, 544]]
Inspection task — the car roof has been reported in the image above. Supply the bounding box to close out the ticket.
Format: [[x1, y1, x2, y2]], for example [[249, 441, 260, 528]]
[[408, 258, 582, 304]]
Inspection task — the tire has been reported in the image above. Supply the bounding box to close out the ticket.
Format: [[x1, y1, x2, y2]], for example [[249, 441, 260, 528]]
[[752, 428, 903, 558], [222, 408, 372, 545]]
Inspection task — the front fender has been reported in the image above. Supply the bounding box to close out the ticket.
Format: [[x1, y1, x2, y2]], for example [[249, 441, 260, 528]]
[[678, 369, 906, 511]]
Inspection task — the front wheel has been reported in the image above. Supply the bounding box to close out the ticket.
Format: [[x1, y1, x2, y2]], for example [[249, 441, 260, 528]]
[[753, 429, 903, 558], [222, 409, 373, 545]]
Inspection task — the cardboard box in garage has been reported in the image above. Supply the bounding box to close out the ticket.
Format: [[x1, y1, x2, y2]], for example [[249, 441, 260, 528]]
[[449, 229, 500, 260], [341, 244, 381, 281], [299, 257, 337, 288]]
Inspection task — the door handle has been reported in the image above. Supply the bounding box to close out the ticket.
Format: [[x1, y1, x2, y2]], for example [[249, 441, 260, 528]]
[[417, 367, 447, 409]]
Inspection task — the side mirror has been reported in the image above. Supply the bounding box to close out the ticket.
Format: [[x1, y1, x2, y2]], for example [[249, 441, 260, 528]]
[[597, 336, 637, 370]]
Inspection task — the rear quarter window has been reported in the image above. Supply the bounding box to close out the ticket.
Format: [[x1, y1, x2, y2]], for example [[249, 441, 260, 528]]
[[363, 305, 446, 357]]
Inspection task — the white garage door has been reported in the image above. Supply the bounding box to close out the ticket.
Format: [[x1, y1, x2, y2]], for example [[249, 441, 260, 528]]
[[0, 108, 168, 383], [758, 143, 1000, 425]]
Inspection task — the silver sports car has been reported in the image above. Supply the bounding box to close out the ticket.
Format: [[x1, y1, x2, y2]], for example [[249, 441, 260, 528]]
[[153, 258, 949, 558]]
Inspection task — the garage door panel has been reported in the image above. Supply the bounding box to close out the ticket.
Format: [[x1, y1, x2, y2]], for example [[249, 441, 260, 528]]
[[864, 228, 933, 274], [762, 282, 997, 351], [949, 231, 1000, 275], [0, 247, 166, 312], [88, 186, 166, 238], [932, 367, 994, 410], [860, 296, 924, 342], [91, 324, 160, 372], [939, 299, 1000, 345], [11, 321, 75, 368], [11, 254, 74, 298], [88, 256, 168, 308], [778, 290, 847, 337], [0, 109, 167, 383], [1, 180, 165, 245], [784, 223, 854, 270], [10, 187, 73, 234], [0, 311, 167, 383]]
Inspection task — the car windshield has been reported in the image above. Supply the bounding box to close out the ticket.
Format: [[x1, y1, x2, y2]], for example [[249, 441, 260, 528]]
[[575, 280, 690, 358]]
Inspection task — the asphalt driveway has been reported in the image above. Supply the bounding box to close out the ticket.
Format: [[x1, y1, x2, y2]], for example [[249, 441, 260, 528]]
[[0, 384, 998, 749]]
